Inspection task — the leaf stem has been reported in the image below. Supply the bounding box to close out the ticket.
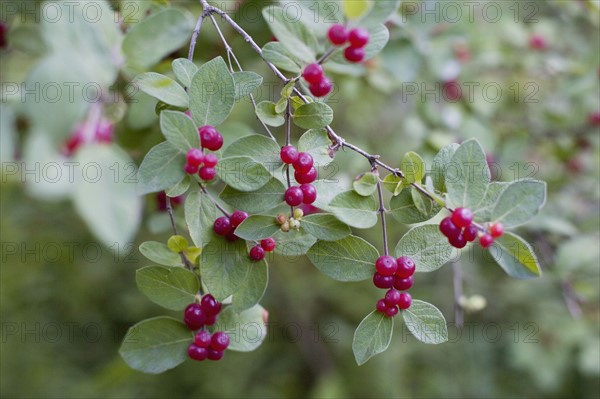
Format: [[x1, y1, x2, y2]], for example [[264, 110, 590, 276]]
[[165, 196, 194, 271], [376, 176, 389, 256], [198, 183, 231, 218], [284, 101, 294, 215]]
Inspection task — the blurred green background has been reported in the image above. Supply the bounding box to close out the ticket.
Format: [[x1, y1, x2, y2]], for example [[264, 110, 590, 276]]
[[1, 0, 599, 398]]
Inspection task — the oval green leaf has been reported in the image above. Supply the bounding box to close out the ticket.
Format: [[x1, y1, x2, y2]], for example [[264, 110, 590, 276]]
[[307, 235, 378, 281]]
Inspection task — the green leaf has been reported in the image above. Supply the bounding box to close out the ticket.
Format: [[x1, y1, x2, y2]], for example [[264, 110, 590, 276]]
[[297, 129, 335, 167], [167, 235, 188, 253], [490, 232, 542, 279], [272, 228, 317, 257], [431, 143, 459, 193], [293, 102, 334, 129], [301, 214, 352, 241], [358, 0, 401, 27], [411, 186, 432, 215], [137, 141, 186, 195], [234, 215, 280, 241], [262, 41, 302, 73], [216, 156, 271, 192], [233, 71, 263, 99], [472, 182, 510, 221], [123, 9, 195, 70], [232, 260, 268, 312], [185, 190, 217, 248], [491, 180, 546, 228], [275, 97, 288, 114], [159, 110, 200, 152], [213, 305, 267, 352], [220, 178, 286, 214], [402, 300, 448, 344], [171, 58, 198, 88], [307, 235, 378, 281], [262, 6, 317, 63], [119, 317, 192, 374], [445, 139, 490, 210], [401, 151, 425, 186], [136, 266, 199, 310], [352, 311, 393, 366], [353, 173, 379, 196], [223, 134, 282, 170], [330, 191, 379, 229], [200, 237, 254, 301], [394, 225, 454, 272], [139, 241, 182, 267], [390, 189, 441, 224], [256, 101, 285, 127], [343, 0, 371, 19], [165, 175, 190, 197], [133, 73, 189, 108], [189, 57, 235, 126], [382, 173, 403, 196]]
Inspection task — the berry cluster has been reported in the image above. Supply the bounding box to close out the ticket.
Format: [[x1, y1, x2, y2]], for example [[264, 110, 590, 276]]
[[280, 146, 317, 207], [372, 255, 415, 317], [327, 24, 370, 63], [249, 237, 276, 261], [184, 125, 223, 181], [63, 119, 114, 156], [439, 208, 504, 249], [184, 294, 230, 362], [213, 210, 248, 241], [303, 63, 332, 97]]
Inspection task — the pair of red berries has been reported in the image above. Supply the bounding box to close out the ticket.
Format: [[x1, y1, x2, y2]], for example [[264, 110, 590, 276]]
[[373, 255, 415, 316], [249, 237, 276, 261], [184, 294, 222, 330], [302, 63, 332, 97], [327, 24, 370, 63], [156, 191, 184, 211], [188, 330, 230, 362], [439, 207, 504, 249], [280, 146, 318, 207], [184, 125, 224, 181], [213, 210, 249, 241]]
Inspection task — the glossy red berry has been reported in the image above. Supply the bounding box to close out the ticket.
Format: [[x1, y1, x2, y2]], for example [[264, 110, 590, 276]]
[[348, 27, 370, 47], [384, 306, 399, 317], [396, 256, 416, 278], [260, 237, 276, 252], [184, 163, 199, 174], [184, 303, 206, 330], [373, 272, 394, 289], [225, 231, 239, 242], [207, 349, 224, 361], [200, 294, 221, 316], [463, 224, 479, 242], [300, 184, 317, 205], [309, 77, 332, 97], [249, 245, 265, 261], [194, 330, 212, 348], [302, 63, 324, 84], [188, 344, 208, 361], [295, 167, 317, 184], [376, 299, 388, 313], [328, 24, 348, 45], [199, 126, 223, 151], [384, 289, 402, 307], [394, 275, 414, 291], [186, 148, 204, 167], [205, 314, 217, 326], [479, 233, 494, 248], [203, 153, 218, 167], [285, 186, 304, 206], [398, 292, 412, 310], [230, 210, 249, 227], [293, 152, 314, 173], [198, 166, 216, 181], [375, 255, 398, 276], [213, 216, 232, 236], [449, 233, 467, 249], [344, 46, 365, 63], [439, 217, 460, 239], [451, 207, 473, 228], [489, 223, 504, 238], [210, 331, 230, 351], [280, 145, 299, 164]]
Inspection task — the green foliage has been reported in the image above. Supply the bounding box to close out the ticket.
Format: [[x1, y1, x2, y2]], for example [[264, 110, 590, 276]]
[[136, 266, 199, 310], [445, 139, 490, 210], [185, 190, 217, 248], [352, 311, 393, 366], [134, 73, 189, 108], [402, 300, 448, 344], [353, 172, 379, 196], [293, 102, 334, 129], [307, 235, 378, 281], [329, 191, 379, 229], [394, 225, 454, 272], [297, 129, 335, 167], [139, 241, 183, 267], [301, 214, 352, 241], [137, 142, 186, 195], [189, 57, 235, 126], [159, 110, 200, 152], [234, 215, 281, 241], [171, 58, 198, 88], [261, 6, 318, 63], [490, 233, 542, 279], [213, 305, 267, 352]]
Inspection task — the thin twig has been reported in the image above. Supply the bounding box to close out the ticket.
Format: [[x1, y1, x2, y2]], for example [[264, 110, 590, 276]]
[[165, 196, 195, 271], [198, 183, 231, 218], [284, 101, 294, 215], [188, 10, 206, 61], [452, 260, 464, 327], [376, 177, 389, 256]]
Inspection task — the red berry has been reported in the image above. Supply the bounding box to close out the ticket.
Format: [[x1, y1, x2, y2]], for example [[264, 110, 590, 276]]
[[284, 186, 304, 206], [588, 111, 600, 126], [373, 272, 394, 289], [184, 163, 199, 174], [479, 233, 494, 248], [375, 255, 398, 276], [207, 349, 224, 361], [439, 217, 460, 239], [394, 275, 414, 291], [489, 223, 504, 238], [443, 80, 462, 102], [384, 289, 402, 307], [300, 184, 317, 205], [302, 63, 324, 84], [309, 77, 332, 97], [188, 344, 208, 361], [449, 233, 467, 249], [280, 145, 299, 164], [396, 256, 416, 278], [194, 330, 212, 348], [199, 125, 223, 151], [398, 292, 412, 310], [200, 294, 221, 316], [230, 210, 249, 228], [328, 24, 348, 45], [186, 148, 204, 167], [529, 35, 547, 50], [344, 46, 365, 63], [376, 299, 388, 313], [198, 166, 216, 181], [260, 237, 276, 252], [205, 314, 217, 326], [203, 153, 218, 167], [384, 306, 399, 317], [295, 166, 317, 184], [213, 216, 232, 236], [249, 245, 265, 261], [225, 232, 239, 242], [184, 303, 206, 330], [451, 207, 473, 228], [348, 27, 370, 47], [463, 224, 479, 242], [210, 331, 230, 351], [292, 152, 314, 173]]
